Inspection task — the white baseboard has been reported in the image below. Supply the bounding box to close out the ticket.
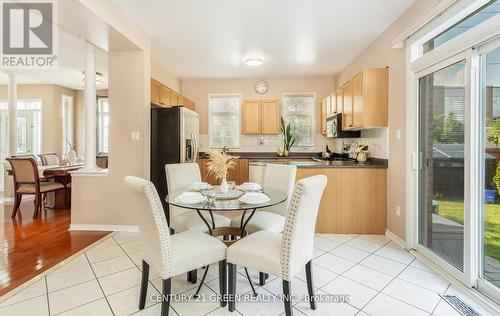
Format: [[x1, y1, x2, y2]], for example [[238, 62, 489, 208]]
[[69, 224, 139, 232], [385, 229, 406, 249]]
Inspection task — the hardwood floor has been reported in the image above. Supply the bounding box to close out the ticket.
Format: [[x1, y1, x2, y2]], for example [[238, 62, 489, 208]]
[[0, 196, 110, 296]]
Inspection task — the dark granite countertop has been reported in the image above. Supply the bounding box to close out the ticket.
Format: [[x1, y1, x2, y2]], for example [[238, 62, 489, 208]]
[[199, 151, 322, 159], [286, 158, 388, 169], [199, 152, 387, 169]]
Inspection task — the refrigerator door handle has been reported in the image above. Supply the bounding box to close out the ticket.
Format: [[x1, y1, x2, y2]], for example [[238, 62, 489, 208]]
[[191, 128, 198, 163]]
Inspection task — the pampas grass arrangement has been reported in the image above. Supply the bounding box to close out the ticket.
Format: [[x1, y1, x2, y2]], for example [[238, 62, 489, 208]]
[[206, 150, 238, 182]]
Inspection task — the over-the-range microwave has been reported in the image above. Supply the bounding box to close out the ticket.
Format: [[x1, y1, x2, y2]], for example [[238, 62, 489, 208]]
[[326, 113, 361, 138]]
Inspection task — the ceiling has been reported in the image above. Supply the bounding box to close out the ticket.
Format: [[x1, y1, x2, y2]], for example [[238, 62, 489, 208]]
[[113, 0, 415, 79]]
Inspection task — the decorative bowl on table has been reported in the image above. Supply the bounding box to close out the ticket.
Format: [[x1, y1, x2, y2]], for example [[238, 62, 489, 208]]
[[203, 189, 244, 200]]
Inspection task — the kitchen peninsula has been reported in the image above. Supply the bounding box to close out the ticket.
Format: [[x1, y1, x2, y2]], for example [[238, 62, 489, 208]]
[[198, 152, 388, 234]]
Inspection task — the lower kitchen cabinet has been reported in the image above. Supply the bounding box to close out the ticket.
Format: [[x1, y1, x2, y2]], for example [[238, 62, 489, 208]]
[[198, 158, 249, 185], [296, 168, 387, 234]]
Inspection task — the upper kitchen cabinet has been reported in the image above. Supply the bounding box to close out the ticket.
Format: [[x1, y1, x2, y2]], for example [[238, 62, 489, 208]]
[[321, 98, 328, 134], [150, 78, 196, 110], [329, 92, 336, 114], [336, 88, 343, 113], [261, 100, 280, 134], [242, 100, 280, 135], [342, 81, 353, 130], [160, 86, 171, 106], [242, 100, 262, 134], [151, 79, 161, 105], [343, 68, 388, 130]]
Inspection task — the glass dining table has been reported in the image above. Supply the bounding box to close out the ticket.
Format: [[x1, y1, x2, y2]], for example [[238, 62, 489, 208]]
[[165, 186, 287, 296], [166, 187, 287, 238]]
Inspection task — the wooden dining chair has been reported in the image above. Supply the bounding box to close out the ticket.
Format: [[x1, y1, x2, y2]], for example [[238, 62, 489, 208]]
[[38, 153, 60, 166], [6, 157, 65, 218], [226, 175, 328, 316], [124, 176, 227, 316]]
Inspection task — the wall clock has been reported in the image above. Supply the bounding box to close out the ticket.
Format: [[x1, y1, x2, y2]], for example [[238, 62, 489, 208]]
[[254, 80, 269, 94]]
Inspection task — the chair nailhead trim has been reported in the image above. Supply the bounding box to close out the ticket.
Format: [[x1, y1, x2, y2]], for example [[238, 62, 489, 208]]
[[280, 182, 304, 281], [144, 182, 173, 278]]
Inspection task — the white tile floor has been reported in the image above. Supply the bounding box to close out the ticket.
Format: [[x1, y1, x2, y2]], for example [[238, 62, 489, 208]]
[[0, 233, 495, 316]]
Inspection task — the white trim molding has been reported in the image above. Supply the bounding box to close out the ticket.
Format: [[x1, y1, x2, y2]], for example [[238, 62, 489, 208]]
[[392, 0, 457, 48], [385, 229, 406, 249], [69, 224, 139, 232]]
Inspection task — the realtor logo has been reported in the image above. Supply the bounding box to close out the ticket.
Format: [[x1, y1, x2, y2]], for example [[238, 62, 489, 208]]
[[1, 0, 57, 68]]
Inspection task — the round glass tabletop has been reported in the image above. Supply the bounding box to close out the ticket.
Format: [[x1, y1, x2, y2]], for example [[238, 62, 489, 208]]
[[165, 187, 287, 211]]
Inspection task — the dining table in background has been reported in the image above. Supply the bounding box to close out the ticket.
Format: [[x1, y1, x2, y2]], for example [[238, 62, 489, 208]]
[[6, 164, 84, 209]]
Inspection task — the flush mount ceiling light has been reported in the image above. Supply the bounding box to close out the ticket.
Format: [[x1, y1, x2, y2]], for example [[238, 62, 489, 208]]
[[82, 71, 104, 85], [244, 57, 263, 66]]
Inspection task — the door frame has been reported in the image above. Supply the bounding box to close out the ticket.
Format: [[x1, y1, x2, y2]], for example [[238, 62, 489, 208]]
[[475, 36, 500, 302], [405, 7, 500, 303], [410, 49, 474, 285]]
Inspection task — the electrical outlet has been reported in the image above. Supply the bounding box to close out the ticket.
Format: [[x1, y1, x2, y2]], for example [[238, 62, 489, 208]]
[[396, 206, 401, 216], [130, 131, 140, 141]]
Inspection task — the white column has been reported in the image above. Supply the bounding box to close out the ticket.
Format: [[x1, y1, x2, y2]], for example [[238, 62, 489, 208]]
[[7, 73, 17, 156], [84, 41, 97, 170]]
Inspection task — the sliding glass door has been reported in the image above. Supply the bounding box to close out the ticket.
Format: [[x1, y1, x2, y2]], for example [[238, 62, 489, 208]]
[[480, 41, 500, 299], [415, 41, 500, 301], [418, 59, 467, 273]]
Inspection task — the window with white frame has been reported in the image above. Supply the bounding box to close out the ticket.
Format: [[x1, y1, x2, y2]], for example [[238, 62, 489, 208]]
[[209, 94, 240, 148], [97, 97, 109, 153], [61, 95, 73, 154], [0, 100, 42, 156], [422, 0, 500, 54], [282, 93, 315, 147]]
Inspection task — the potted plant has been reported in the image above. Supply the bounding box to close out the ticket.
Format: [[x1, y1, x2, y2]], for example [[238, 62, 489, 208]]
[[280, 117, 296, 157], [206, 149, 238, 193]]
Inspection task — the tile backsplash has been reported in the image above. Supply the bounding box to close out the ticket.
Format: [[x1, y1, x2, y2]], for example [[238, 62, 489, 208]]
[[326, 128, 388, 159], [199, 128, 388, 159], [198, 134, 329, 153]]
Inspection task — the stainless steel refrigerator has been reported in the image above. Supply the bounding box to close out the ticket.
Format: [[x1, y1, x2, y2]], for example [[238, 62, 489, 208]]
[[150, 106, 199, 215]]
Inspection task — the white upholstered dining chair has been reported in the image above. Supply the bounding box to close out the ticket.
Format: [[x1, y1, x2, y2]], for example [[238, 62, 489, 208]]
[[226, 175, 327, 316], [165, 163, 231, 233], [230, 163, 297, 285], [230, 163, 297, 234], [125, 176, 227, 316]]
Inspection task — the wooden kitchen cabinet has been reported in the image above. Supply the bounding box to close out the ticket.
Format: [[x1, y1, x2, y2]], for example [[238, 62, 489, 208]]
[[342, 68, 388, 130], [150, 78, 196, 110], [261, 100, 280, 134], [336, 88, 343, 113], [296, 167, 387, 234], [329, 93, 336, 114], [352, 72, 364, 128], [242, 100, 280, 135], [321, 98, 328, 134], [160, 86, 171, 106], [198, 158, 249, 185], [151, 79, 161, 105], [342, 81, 353, 129], [242, 101, 262, 134]]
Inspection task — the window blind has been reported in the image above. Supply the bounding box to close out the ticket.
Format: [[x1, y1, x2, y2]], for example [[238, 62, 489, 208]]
[[282, 94, 315, 147], [209, 95, 240, 148]]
